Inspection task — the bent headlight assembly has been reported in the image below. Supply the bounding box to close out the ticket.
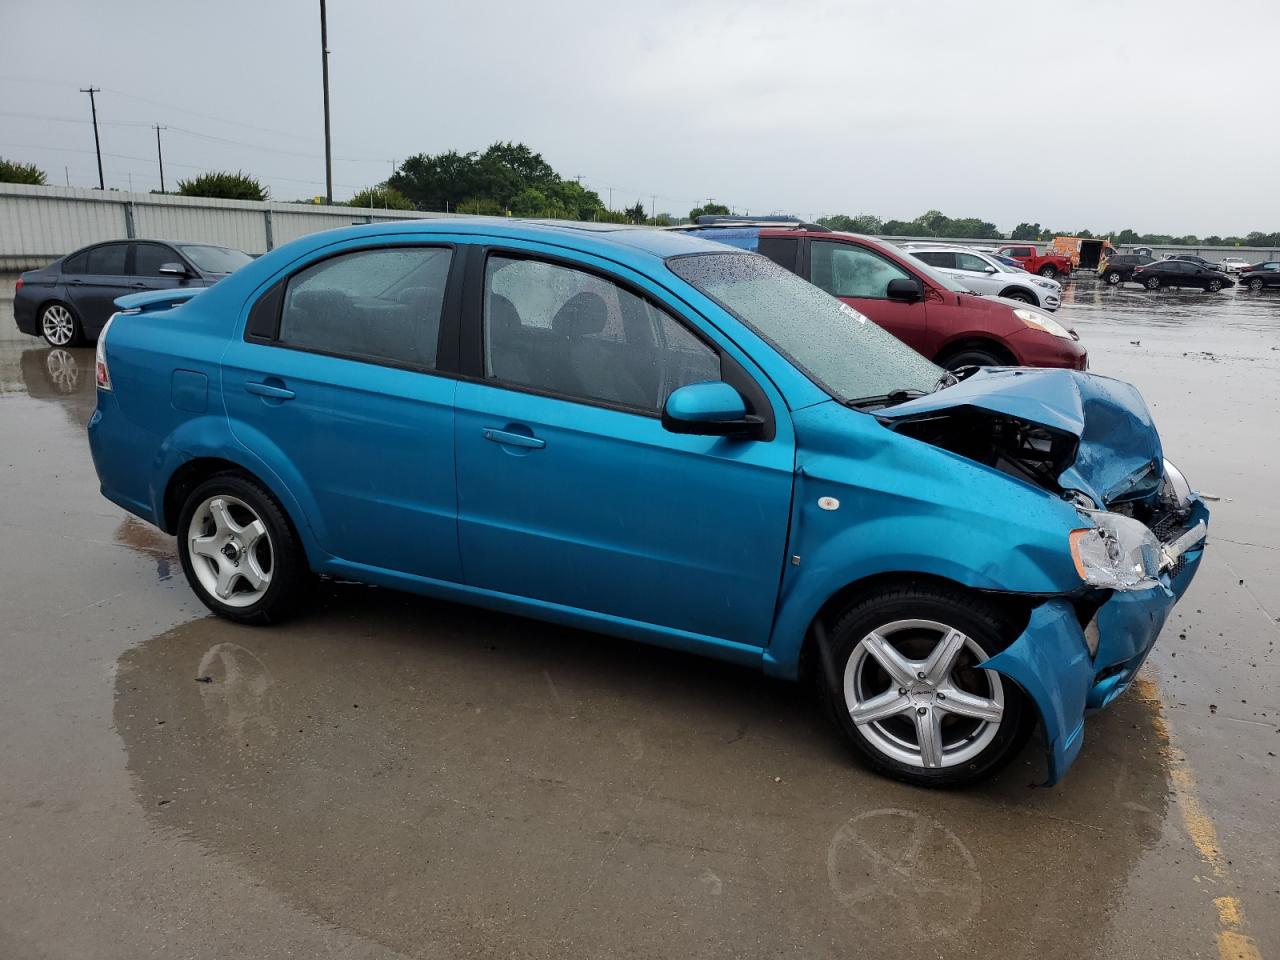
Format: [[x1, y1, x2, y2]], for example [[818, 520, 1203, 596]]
[[1069, 511, 1162, 591], [1013, 307, 1072, 339]]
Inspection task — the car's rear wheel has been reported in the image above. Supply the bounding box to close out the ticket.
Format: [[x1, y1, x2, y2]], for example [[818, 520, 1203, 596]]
[[1001, 288, 1035, 305], [39, 302, 82, 347], [818, 583, 1033, 787], [177, 473, 309, 625], [1207, 279, 1223, 292], [1038, 265, 1058, 279], [1248, 277, 1265, 292], [1105, 270, 1123, 285], [1145, 276, 1162, 290]]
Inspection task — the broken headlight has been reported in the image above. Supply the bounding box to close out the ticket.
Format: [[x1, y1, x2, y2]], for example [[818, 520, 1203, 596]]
[[1069, 511, 1162, 591], [1013, 307, 1073, 340]]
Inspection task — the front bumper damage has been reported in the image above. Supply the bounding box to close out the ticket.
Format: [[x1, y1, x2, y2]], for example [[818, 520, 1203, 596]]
[[983, 497, 1209, 784]]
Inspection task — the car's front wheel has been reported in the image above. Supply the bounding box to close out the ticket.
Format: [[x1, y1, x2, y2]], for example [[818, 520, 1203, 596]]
[[39, 302, 82, 347], [1001, 288, 1035, 305], [1207, 279, 1223, 292], [177, 472, 309, 625], [1145, 276, 1162, 290], [819, 584, 1033, 787], [1248, 277, 1265, 292], [1105, 270, 1123, 285]]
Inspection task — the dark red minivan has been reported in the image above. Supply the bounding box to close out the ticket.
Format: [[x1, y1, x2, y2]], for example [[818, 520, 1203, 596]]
[[679, 222, 1087, 371]]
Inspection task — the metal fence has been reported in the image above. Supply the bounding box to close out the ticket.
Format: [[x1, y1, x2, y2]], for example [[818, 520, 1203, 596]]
[[3, 184, 1278, 270], [0, 183, 449, 271]]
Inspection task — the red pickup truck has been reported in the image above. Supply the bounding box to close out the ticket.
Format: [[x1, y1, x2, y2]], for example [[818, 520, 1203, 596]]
[[994, 244, 1073, 280]]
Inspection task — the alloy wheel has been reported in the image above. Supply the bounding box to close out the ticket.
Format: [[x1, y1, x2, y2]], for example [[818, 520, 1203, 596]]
[[1249, 278, 1264, 292], [41, 305, 76, 346], [186, 494, 274, 608], [842, 619, 1005, 770]]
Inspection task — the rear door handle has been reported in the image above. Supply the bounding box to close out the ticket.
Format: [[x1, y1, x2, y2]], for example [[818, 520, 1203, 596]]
[[482, 428, 545, 449], [130, 282, 148, 288], [245, 380, 295, 400]]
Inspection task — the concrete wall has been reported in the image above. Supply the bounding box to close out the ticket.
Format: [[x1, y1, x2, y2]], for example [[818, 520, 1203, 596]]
[[0, 184, 448, 270]]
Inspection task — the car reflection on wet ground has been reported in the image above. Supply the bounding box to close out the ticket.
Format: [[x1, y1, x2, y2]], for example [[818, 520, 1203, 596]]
[[1, 275, 1276, 959]]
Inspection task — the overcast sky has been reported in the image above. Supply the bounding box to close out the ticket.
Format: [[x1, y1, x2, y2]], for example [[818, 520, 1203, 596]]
[[2, 0, 1275, 235]]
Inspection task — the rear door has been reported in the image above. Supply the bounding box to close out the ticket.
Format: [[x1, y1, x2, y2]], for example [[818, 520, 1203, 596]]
[[66, 242, 133, 335], [221, 242, 462, 581], [451, 244, 795, 648], [807, 239, 931, 353]]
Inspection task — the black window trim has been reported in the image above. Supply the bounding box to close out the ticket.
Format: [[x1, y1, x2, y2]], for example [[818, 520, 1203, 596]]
[[465, 244, 775, 440], [239, 241, 463, 378]]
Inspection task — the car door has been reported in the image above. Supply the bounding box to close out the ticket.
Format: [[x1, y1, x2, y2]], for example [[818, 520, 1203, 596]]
[[131, 241, 203, 293], [221, 242, 462, 582], [951, 251, 1005, 295], [66, 242, 133, 335], [808, 239, 931, 352], [452, 245, 795, 648]]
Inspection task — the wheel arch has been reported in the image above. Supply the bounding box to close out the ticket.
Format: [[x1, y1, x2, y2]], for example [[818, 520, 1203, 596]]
[[933, 335, 1018, 367], [999, 285, 1039, 305]]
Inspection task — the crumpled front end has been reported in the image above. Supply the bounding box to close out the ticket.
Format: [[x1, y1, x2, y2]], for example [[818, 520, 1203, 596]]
[[984, 494, 1209, 783]]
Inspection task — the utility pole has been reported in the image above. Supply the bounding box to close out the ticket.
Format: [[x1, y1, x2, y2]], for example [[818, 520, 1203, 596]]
[[153, 124, 167, 193], [607, 186, 613, 211], [79, 86, 103, 189], [319, 0, 333, 203], [651, 194, 656, 224]]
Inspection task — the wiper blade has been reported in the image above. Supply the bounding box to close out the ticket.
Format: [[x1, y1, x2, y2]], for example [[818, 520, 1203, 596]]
[[846, 387, 929, 409]]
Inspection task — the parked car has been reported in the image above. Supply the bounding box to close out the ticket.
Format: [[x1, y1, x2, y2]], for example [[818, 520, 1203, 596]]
[[1098, 253, 1155, 285], [1131, 260, 1234, 291], [900, 244, 1062, 311], [13, 239, 253, 346], [89, 219, 1208, 786], [1165, 254, 1217, 270], [1239, 262, 1280, 291], [680, 222, 1085, 369], [1216, 257, 1253, 274], [993, 244, 1074, 280]]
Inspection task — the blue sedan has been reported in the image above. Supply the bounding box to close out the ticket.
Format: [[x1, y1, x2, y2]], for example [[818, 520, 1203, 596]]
[[87, 219, 1208, 786]]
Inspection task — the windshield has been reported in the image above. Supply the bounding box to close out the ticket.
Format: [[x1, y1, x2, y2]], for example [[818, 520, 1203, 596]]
[[178, 244, 253, 275], [667, 252, 941, 403]]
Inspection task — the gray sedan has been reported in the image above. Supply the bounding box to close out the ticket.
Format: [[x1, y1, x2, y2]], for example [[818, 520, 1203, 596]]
[[13, 239, 252, 346]]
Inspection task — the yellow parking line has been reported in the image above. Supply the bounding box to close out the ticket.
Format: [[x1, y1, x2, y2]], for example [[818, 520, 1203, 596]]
[[1134, 677, 1263, 960]]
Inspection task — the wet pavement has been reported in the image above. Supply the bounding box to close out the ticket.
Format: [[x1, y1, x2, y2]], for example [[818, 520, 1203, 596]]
[[1, 273, 1276, 959]]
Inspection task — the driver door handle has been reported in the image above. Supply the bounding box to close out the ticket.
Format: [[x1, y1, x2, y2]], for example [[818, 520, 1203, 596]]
[[483, 428, 545, 449]]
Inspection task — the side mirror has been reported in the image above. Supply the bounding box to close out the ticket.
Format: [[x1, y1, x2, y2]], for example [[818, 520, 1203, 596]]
[[158, 262, 189, 276], [662, 381, 762, 438], [982, 264, 997, 274], [886, 277, 923, 303]]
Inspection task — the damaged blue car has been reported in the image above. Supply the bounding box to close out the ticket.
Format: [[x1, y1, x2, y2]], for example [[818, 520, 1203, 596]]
[[86, 220, 1208, 786]]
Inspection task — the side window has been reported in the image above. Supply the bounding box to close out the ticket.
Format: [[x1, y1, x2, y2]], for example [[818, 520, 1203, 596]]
[[278, 246, 451, 368], [955, 252, 993, 273], [911, 250, 955, 269], [811, 241, 912, 299], [62, 252, 87, 275], [484, 255, 720, 412], [757, 237, 799, 273], [132, 243, 176, 277], [85, 243, 128, 276]]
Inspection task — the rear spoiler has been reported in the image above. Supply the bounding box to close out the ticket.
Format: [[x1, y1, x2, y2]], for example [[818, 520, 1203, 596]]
[[113, 287, 205, 313]]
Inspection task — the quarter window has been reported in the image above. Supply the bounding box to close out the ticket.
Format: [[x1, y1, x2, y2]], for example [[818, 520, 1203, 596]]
[[810, 241, 913, 299], [279, 247, 451, 368], [484, 255, 720, 412], [85, 244, 128, 276]]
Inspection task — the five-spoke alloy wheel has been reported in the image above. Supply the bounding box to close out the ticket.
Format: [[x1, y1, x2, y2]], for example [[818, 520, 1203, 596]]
[[821, 584, 1032, 787], [177, 473, 308, 623]]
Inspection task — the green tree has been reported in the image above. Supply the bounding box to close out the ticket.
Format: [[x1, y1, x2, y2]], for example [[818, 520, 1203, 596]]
[[1010, 222, 1041, 241], [652, 212, 674, 226], [689, 202, 730, 222], [818, 213, 883, 234], [177, 171, 267, 201], [0, 157, 47, 185], [623, 200, 646, 224], [348, 185, 414, 210]]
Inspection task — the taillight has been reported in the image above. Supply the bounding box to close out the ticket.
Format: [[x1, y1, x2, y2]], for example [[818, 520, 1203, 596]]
[[95, 312, 117, 391], [14, 277, 22, 293]]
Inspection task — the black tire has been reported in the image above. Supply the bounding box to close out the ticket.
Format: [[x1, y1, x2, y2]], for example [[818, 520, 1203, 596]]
[[1037, 265, 1058, 280], [937, 345, 1007, 370], [1248, 277, 1264, 292], [1001, 288, 1035, 305], [1145, 276, 1161, 290], [38, 301, 84, 347], [1206, 279, 1222, 292], [1105, 270, 1123, 285], [176, 472, 309, 625], [817, 582, 1034, 787]]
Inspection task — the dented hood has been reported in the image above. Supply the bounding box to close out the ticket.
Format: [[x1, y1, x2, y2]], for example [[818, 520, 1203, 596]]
[[881, 368, 1164, 505]]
